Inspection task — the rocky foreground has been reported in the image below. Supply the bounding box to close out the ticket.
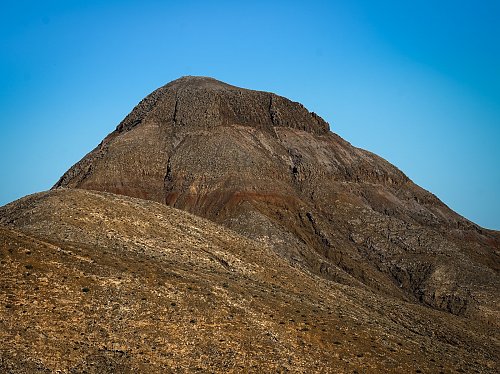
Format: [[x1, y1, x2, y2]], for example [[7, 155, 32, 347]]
[[0, 189, 498, 372]]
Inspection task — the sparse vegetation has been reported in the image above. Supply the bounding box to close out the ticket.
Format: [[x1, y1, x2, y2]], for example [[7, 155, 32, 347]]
[[0, 76, 498, 373]]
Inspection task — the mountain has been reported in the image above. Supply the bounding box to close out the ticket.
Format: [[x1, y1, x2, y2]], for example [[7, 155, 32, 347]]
[[0, 189, 497, 372], [55, 76, 499, 320], [1, 76, 499, 372]]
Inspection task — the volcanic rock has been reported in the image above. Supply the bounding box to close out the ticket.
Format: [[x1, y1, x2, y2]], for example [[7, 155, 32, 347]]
[[1, 76, 499, 372], [55, 76, 500, 322]]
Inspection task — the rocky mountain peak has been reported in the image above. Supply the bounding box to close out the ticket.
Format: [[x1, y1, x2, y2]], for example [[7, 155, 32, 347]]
[[116, 76, 330, 135], [166, 75, 241, 90], [53, 77, 499, 330], [2, 77, 499, 372]]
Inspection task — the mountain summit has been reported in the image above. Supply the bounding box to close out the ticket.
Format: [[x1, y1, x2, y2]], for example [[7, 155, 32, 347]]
[[1, 77, 498, 372], [54, 76, 499, 321], [116, 76, 329, 135]]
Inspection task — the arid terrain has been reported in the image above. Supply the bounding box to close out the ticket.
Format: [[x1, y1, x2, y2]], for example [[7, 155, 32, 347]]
[[1, 76, 499, 372]]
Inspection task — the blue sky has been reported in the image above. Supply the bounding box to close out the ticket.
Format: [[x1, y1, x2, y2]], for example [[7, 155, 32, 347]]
[[1, 0, 499, 229]]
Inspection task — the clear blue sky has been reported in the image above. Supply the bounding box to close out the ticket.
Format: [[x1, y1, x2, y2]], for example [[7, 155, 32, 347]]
[[1, 0, 499, 229]]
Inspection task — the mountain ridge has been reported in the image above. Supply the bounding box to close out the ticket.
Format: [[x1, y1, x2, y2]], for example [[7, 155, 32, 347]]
[[1, 188, 498, 372], [52, 77, 499, 324], [2, 76, 498, 372]]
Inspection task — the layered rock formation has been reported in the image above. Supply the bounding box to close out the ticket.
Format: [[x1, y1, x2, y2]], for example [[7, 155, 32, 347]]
[[55, 76, 499, 322], [1, 76, 498, 372]]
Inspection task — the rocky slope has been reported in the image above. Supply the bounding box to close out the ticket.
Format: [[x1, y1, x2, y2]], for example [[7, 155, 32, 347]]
[[0, 189, 498, 372], [55, 76, 499, 323], [1, 76, 499, 372]]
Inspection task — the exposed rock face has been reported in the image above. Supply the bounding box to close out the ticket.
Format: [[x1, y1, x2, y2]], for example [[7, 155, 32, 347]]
[[2, 76, 498, 372], [54, 76, 500, 324], [0, 189, 497, 372]]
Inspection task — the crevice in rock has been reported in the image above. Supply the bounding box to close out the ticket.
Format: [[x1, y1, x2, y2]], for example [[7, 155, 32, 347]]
[[173, 97, 179, 125], [163, 156, 174, 205]]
